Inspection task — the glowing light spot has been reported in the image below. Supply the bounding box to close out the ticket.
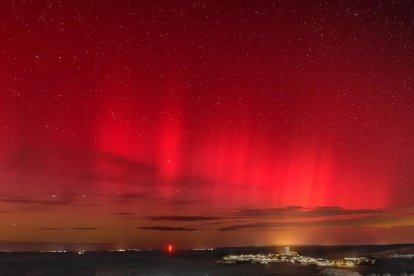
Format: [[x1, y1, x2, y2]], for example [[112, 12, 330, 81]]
[[167, 244, 173, 253]]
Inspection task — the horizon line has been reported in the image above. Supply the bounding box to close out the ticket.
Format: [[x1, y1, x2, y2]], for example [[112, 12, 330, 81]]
[[0, 243, 413, 253]]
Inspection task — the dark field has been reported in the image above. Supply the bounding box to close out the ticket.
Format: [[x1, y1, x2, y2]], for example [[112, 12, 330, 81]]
[[1, 245, 413, 276]]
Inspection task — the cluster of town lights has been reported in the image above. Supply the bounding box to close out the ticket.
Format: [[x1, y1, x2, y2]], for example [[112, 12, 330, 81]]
[[217, 246, 375, 268]]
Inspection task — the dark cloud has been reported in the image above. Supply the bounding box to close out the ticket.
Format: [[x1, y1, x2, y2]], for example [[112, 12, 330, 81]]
[[147, 215, 222, 222], [112, 192, 158, 206], [113, 212, 139, 220], [0, 195, 72, 206], [213, 206, 402, 231], [6, 146, 158, 188], [138, 226, 202, 231], [201, 221, 226, 226], [133, 207, 390, 232], [217, 215, 387, 231], [39, 227, 99, 231], [234, 206, 384, 219], [302, 206, 384, 217], [94, 152, 156, 176], [234, 206, 301, 218]]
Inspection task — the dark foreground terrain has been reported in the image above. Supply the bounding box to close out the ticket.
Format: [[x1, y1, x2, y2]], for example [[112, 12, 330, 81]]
[[1, 245, 413, 275]]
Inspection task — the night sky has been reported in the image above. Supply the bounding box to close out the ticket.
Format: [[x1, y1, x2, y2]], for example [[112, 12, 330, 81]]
[[1, 0, 414, 250]]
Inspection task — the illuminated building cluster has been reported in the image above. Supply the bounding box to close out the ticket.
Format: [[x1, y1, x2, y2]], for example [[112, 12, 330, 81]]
[[217, 247, 375, 268]]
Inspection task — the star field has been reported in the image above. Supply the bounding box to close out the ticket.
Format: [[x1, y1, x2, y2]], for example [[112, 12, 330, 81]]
[[0, 0, 414, 250]]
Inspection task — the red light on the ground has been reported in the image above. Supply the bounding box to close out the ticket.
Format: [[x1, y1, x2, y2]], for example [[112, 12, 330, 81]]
[[167, 244, 173, 253]]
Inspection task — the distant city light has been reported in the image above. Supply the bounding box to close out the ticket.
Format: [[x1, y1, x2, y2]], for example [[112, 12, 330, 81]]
[[217, 247, 375, 267]]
